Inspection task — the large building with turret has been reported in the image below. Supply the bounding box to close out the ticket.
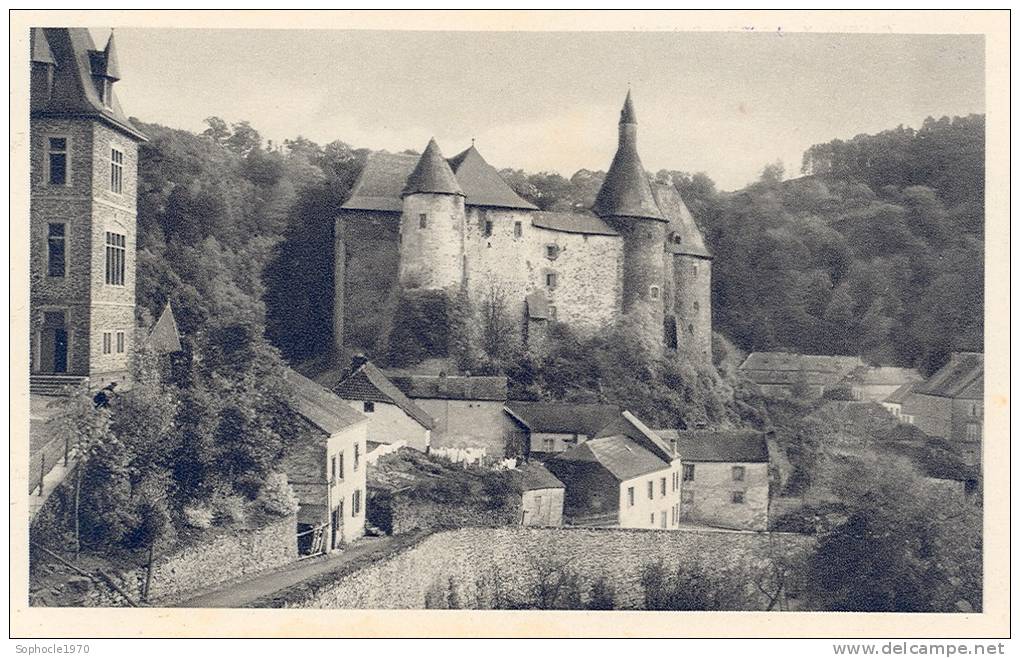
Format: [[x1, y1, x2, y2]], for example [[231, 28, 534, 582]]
[[335, 92, 712, 367], [29, 28, 145, 393]]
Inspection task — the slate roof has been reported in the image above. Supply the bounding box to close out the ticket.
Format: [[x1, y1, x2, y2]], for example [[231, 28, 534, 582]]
[[554, 435, 669, 481], [594, 411, 676, 461], [884, 382, 918, 405], [531, 211, 619, 236], [518, 461, 565, 491], [31, 28, 146, 141], [652, 182, 711, 258], [144, 303, 182, 354], [592, 92, 664, 222], [655, 429, 769, 463], [384, 371, 508, 402], [740, 352, 864, 386], [402, 138, 464, 197], [342, 142, 540, 212], [334, 362, 435, 430], [447, 145, 537, 209], [504, 402, 621, 436], [913, 352, 983, 400], [284, 368, 367, 436]]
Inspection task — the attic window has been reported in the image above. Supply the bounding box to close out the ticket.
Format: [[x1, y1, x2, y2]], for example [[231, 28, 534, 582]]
[[545, 244, 559, 260], [363, 401, 375, 413]]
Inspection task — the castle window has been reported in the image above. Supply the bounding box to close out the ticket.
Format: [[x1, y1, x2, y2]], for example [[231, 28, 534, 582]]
[[545, 272, 558, 289], [116, 331, 125, 353], [732, 466, 745, 481], [692, 265, 698, 277], [731, 491, 745, 504], [110, 147, 124, 194], [547, 305, 557, 320], [688, 323, 695, 335], [545, 244, 559, 260], [649, 285, 660, 300], [483, 219, 493, 237], [419, 213, 427, 229], [47, 137, 68, 186], [514, 221, 522, 238], [46, 223, 66, 278], [363, 401, 375, 413], [105, 232, 126, 286], [102, 332, 112, 355], [693, 301, 700, 315]]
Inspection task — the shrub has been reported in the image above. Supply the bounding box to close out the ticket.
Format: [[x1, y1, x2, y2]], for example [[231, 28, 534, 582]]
[[586, 576, 616, 610], [182, 504, 214, 529], [259, 472, 299, 516]]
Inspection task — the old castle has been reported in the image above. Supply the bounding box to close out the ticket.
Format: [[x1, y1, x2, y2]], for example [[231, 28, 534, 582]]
[[336, 92, 713, 367]]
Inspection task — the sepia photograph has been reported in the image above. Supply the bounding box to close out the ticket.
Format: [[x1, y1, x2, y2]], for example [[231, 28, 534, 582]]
[[9, 9, 1009, 640]]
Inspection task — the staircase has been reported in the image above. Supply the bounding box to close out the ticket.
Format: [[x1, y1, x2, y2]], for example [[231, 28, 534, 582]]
[[30, 374, 88, 396]]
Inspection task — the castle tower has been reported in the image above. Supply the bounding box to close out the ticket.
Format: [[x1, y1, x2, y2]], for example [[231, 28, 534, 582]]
[[593, 91, 668, 348], [397, 138, 467, 292], [30, 28, 147, 389]]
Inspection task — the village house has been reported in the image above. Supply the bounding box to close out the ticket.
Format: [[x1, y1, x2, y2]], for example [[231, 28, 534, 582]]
[[843, 366, 923, 402], [739, 352, 864, 398], [384, 370, 518, 464], [281, 368, 368, 555], [655, 429, 770, 531], [545, 411, 683, 529], [900, 352, 984, 466], [503, 401, 621, 458], [29, 28, 147, 395], [332, 356, 434, 454], [518, 461, 565, 527], [882, 382, 918, 420]]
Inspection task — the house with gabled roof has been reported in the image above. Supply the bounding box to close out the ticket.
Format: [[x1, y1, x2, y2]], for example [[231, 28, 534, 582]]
[[503, 401, 621, 457], [332, 356, 434, 453], [901, 352, 983, 466], [517, 461, 565, 527], [843, 365, 923, 402], [281, 368, 368, 553], [656, 429, 770, 531], [739, 351, 865, 398], [334, 91, 713, 369]]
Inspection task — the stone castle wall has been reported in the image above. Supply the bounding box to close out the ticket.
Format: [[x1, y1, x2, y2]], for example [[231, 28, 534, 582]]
[[399, 193, 466, 291], [261, 526, 814, 610], [666, 254, 713, 367], [604, 218, 666, 349]]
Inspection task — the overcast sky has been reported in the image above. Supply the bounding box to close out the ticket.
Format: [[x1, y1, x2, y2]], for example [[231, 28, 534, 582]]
[[96, 28, 984, 190]]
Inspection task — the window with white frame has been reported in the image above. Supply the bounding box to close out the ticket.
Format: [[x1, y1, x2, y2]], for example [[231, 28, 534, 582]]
[[47, 136, 69, 185], [110, 147, 124, 194], [105, 232, 126, 285]]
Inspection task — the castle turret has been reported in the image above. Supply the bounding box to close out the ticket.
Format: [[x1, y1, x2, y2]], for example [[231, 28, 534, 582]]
[[398, 138, 466, 291], [593, 91, 668, 347]]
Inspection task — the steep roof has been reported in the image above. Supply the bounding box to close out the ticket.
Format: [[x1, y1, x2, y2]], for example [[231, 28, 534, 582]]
[[651, 182, 711, 258], [30, 28, 55, 64], [531, 211, 619, 236], [555, 435, 669, 481], [655, 429, 769, 463], [402, 138, 464, 197], [913, 352, 983, 399], [384, 371, 508, 402], [97, 32, 121, 81], [341, 152, 418, 211], [144, 303, 182, 354], [504, 402, 621, 437], [334, 361, 435, 430], [740, 352, 864, 386], [594, 411, 676, 461], [884, 382, 918, 405], [447, 145, 537, 209], [283, 368, 367, 436], [32, 28, 146, 141], [518, 461, 565, 491], [592, 92, 664, 222]]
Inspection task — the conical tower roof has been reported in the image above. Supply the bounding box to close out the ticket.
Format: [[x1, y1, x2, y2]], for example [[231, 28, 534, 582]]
[[593, 92, 664, 222], [31, 27, 55, 65], [101, 30, 122, 80], [402, 138, 464, 197]]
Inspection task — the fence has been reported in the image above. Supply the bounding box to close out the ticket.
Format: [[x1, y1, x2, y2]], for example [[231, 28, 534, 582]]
[[29, 432, 73, 496]]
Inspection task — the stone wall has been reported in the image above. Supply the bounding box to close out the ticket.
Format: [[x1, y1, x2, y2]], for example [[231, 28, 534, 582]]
[[667, 253, 712, 367], [389, 497, 522, 536], [265, 526, 814, 610]]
